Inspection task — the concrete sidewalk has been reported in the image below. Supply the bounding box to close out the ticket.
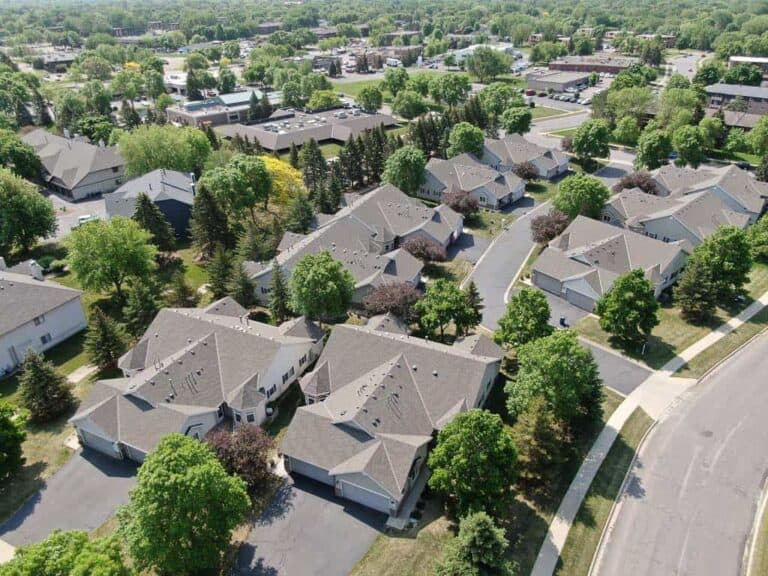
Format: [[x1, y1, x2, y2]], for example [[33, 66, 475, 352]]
[[530, 290, 768, 576], [0, 539, 15, 564]]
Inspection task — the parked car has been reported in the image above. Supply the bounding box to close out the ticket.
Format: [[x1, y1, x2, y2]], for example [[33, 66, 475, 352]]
[[538, 91, 547, 97], [525, 89, 537, 96]]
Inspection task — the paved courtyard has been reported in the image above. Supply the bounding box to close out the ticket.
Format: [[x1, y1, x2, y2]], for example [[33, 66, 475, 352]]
[[236, 475, 385, 576], [44, 192, 106, 241]]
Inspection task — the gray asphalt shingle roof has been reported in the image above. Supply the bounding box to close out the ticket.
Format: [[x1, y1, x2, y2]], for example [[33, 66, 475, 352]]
[[104, 169, 195, 219]]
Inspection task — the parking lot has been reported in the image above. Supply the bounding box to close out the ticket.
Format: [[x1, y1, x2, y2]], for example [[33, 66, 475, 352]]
[[45, 192, 106, 241]]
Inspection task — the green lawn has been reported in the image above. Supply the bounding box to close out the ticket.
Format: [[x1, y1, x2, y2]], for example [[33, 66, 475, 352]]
[[548, 127, 579, 138], [706, 148, 761, 166], [423, 257, 473, 284], [576, 263, 768, 370], [555, 408, 654, 576], [527, 180, 559, 204], [464, 210, 513, 239], [531, 106, 569, 119]]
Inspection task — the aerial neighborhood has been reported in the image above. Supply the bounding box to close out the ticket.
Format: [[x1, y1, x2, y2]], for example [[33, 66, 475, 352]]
[[1, 1, 768, 576]]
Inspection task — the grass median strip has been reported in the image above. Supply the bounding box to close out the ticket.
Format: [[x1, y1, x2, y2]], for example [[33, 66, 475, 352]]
[[554, 407, 653, 576], [751, 496, 768, 576]]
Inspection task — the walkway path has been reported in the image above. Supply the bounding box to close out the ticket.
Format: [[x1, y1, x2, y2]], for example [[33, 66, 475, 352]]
[[67, 364, 97, 385], [530, 290, 768, 576]]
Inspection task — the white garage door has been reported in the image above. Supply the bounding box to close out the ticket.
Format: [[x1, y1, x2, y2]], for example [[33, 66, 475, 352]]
[[79, 430, 121, 459], [339, 480, 391, 514], [288, 457, 334, 486]]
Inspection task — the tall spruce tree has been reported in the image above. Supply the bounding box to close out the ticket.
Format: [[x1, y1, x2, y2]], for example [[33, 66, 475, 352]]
[[166, 271, 198, 307], [228, 261, 255, 307], [288, 143, 300, 169], [259, 92, 273, 119], [133, 192, 176, 252], [284, 193, 314, 234], [18, 350, 74, 422], [208, 244, 234, 299], [190, 184, 231, 258], [268, 260, 290, 323], [84, 308, 128, 371], [123, 281, 161, 337], [247, 92, 260, 123], [299, 138, 327, 196]]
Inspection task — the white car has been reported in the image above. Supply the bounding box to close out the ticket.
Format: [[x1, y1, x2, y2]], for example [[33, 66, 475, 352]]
[[73, 215, 98, 228]]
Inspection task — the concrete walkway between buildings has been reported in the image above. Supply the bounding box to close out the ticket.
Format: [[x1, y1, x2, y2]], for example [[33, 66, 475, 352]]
[[67, 364, 97, 385], [530, 289, 768, 576]]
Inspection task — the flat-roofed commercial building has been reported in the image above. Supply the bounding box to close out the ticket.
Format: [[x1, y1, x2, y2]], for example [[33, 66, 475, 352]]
[[728, 55, 768, 79], [549, 55, 640, 74], [526, 69, 590, 92]]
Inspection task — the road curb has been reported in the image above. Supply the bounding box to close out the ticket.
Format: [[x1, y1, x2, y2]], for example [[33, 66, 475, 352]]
[[745, 474, 768, 576]]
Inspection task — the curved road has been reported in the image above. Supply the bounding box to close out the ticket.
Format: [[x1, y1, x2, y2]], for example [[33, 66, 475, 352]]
[[594, 332, 768, 576]]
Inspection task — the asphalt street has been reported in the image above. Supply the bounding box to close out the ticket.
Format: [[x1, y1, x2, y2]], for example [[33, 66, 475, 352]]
[[595, 332, 768, 576], [0, 450, 137, 546]]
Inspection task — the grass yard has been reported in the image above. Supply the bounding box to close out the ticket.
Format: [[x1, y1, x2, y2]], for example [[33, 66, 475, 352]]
[[576, 263, 768, 370], [676, 306, 768, 379], [527, 180, 559, 204], [349, 385, 624, 576], [423, 257, 473, 284], [531, 106, 569, 119], [548, 127, 579, 138], [555, 408, 654, 576], [265, 381, 303, 444], [464, 210, 513, 239]]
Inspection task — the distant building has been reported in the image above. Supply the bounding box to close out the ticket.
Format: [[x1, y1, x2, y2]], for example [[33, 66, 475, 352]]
[[528, 33, 545, 45], [310, 26, 339, 40], [704, 83, 768, 115], [165, 89, 282, 127], [254, 21, 283, 35], [377, 30, 421, 46], [0, 265, 87, 375], [526, 69, 590, 92], [41, 52, 76, 72], [728, 55, 768, 79], [22, 129, 125, 200], [480, 134, 569, 180], [215, 108, 397, 151], [104, 169, 196, 237], [549, 55, 641, 74], [636, 33, 676, 48]]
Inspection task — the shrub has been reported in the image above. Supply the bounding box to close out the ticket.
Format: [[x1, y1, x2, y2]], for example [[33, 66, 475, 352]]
[[403, 236, 447, 262]]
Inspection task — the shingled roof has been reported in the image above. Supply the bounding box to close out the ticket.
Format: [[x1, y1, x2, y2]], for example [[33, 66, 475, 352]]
[[281, 324, 499, 501], [425, 153, 523, 202], [22, 129, 124, 191], [482, 134, 567, 172], [104, 169, 195, 219]]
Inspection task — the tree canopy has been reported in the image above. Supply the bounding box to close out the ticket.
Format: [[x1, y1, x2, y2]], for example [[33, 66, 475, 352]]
[[595, 269, 659, 345], [0, 167, 56, 254], [553, 174, 610, 218], [289, 251, 355, 321], [495, 287, 554, 347]]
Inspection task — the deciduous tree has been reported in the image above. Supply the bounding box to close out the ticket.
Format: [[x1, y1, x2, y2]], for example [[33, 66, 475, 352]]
[[499, 106, 532, 135], [290, 251, 355, 321], [206, 424, 276, 495], [495, 287, 554, 347], [595, 269, 659, 345], [363, 282, 422, 321], [403, 236, 447, 262], [635, 128, 672, 170], [553, 174, 610, 218], [530, 209, 569, 243], [0, 167, 57, 254], [415, 279, 473, 341], [383, 145, 426, 194], [447, 121, 485, 157]]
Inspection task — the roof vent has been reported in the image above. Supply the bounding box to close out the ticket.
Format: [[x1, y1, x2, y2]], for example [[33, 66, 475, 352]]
[[433, 370, 438, 376]]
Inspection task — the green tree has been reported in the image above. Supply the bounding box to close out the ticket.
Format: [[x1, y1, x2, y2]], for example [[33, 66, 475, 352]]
[[217, 65, 237, 94], [463, 280, 484, 335], [466, 46, 511, 83], [507, 330, 603, 428], [672, 125, 706, 167], [415, 279, 473, 342], [190, 184, 232, 258], [117, 125, 212, 178], [392, 90, 428, 119], [698, 117, 724, 150], [747, 215, 768, 262], [268, 260, 291, 323], [495, 287, 553, 347], [613, 116, 640, 146], [722, 63, 762, 86], [165, 271, 198, 308], [635, 128, 672, 170], [118, 434, 250, 576], [572, 119, 611, 167], [693, 226, 753, 303], [307, 89, 341, 110], [428, 409, 517, 517], [132, 192, 176, 252], [298, 138, 328, 195], [284, 193, 314, 234], [228, 262, 255, 308], [85, 308, 129, 371], [595, 269, 659, 345], [693, 61, 724, 86], [382, 66, 409, 96], [383, 145, 426, 194], [757, 155, 768, 183], [478, 82, 523, 119], [122, 281, 161, 337], [208, 244, 234, 299], [0, 401, 26, 480], [0, 167, 57, 254], [290, 251, 355, 321], [510, 396, 566, 493], [65, 217, 157, 302], [18, 350, 74, 422], [447, 122, 485, 158], [0, 129, 41, 179], [356, 85, 383, 112], [288, 143, 300, 169], [749, 116, 768, 157], [499, 106, 532, 135], [430, 74, 471, 108], [675, 255, 718, 322], [553, 174, 610, 218], [435, 511, 512, 576]]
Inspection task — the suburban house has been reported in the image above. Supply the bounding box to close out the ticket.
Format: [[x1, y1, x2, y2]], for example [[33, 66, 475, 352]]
[[280, 322, 504, 517], [70, 298, 324, 462], [245, 184, 463, 304], [22, 129, 125, 200], [704, 83, 768, 115], [651, 164, 768, 222], [602, 187, 751, 250], [421, 153, 525, 210], [728, 55, 768, 79], [216, 108, 398, 152], [532, 216, 687, 311], [104, 169, 196, 237], [0, 264, 87, 375], [481, 134, 569, 180]]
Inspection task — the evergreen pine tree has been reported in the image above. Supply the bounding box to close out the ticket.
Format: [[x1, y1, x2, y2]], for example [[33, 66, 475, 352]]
[[85, 308, 129, 371], [247, 91, 260, 123], [208, 244, 234, 299], [461, 280, 484, 336], [289, 143, 300, 169], [123, 281, 161, 337], [327, 169, 344, 213], [166, 271, 199, 307], [314, 184, 333, 214], [228, 261, 255, 307], [18, 350, 74, 422], [284, 193, 315, 233], [299, 138, 328, 196], [204, 124, 220, 150], [510, 396, 566, 493], [190, 184, 231, 258], [133, 192, 176, 252], [259, 92, 273, 119], [121, 99, 141, 128], [268, 260, 290, 323]]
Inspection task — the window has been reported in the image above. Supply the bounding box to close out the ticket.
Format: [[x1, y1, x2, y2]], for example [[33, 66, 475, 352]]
[[299, 354, 307, 366], [266, 384, 277, 398], [235, 413, 242, 422], [112, 166, 119, 173], [228, 112, 240, 122], [662, 236, 670, 243], [33, 314, 45, 326], [261, 286, 269, 294], [246, 413, 255, 423], [40, 333, 52, 345], [602, 214, 611, 222]]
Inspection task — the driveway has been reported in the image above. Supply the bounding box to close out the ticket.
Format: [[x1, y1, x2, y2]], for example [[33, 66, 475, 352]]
[[448, 232, 490, 264], [595, 161, 630, 189], [0, 450, 137, 546], [44, 192, 106, 241], [236, 475, 385, 576], [595, 332, 768, 576]]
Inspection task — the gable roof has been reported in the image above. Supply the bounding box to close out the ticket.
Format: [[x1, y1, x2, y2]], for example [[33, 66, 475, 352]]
[[282, 324, 499, 500], [22, 129, 124, 190], [104, 169, 194, 219], [425, 153, 522, 202], [482, 134, 567, 171], [0, 271, 83, 338]]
